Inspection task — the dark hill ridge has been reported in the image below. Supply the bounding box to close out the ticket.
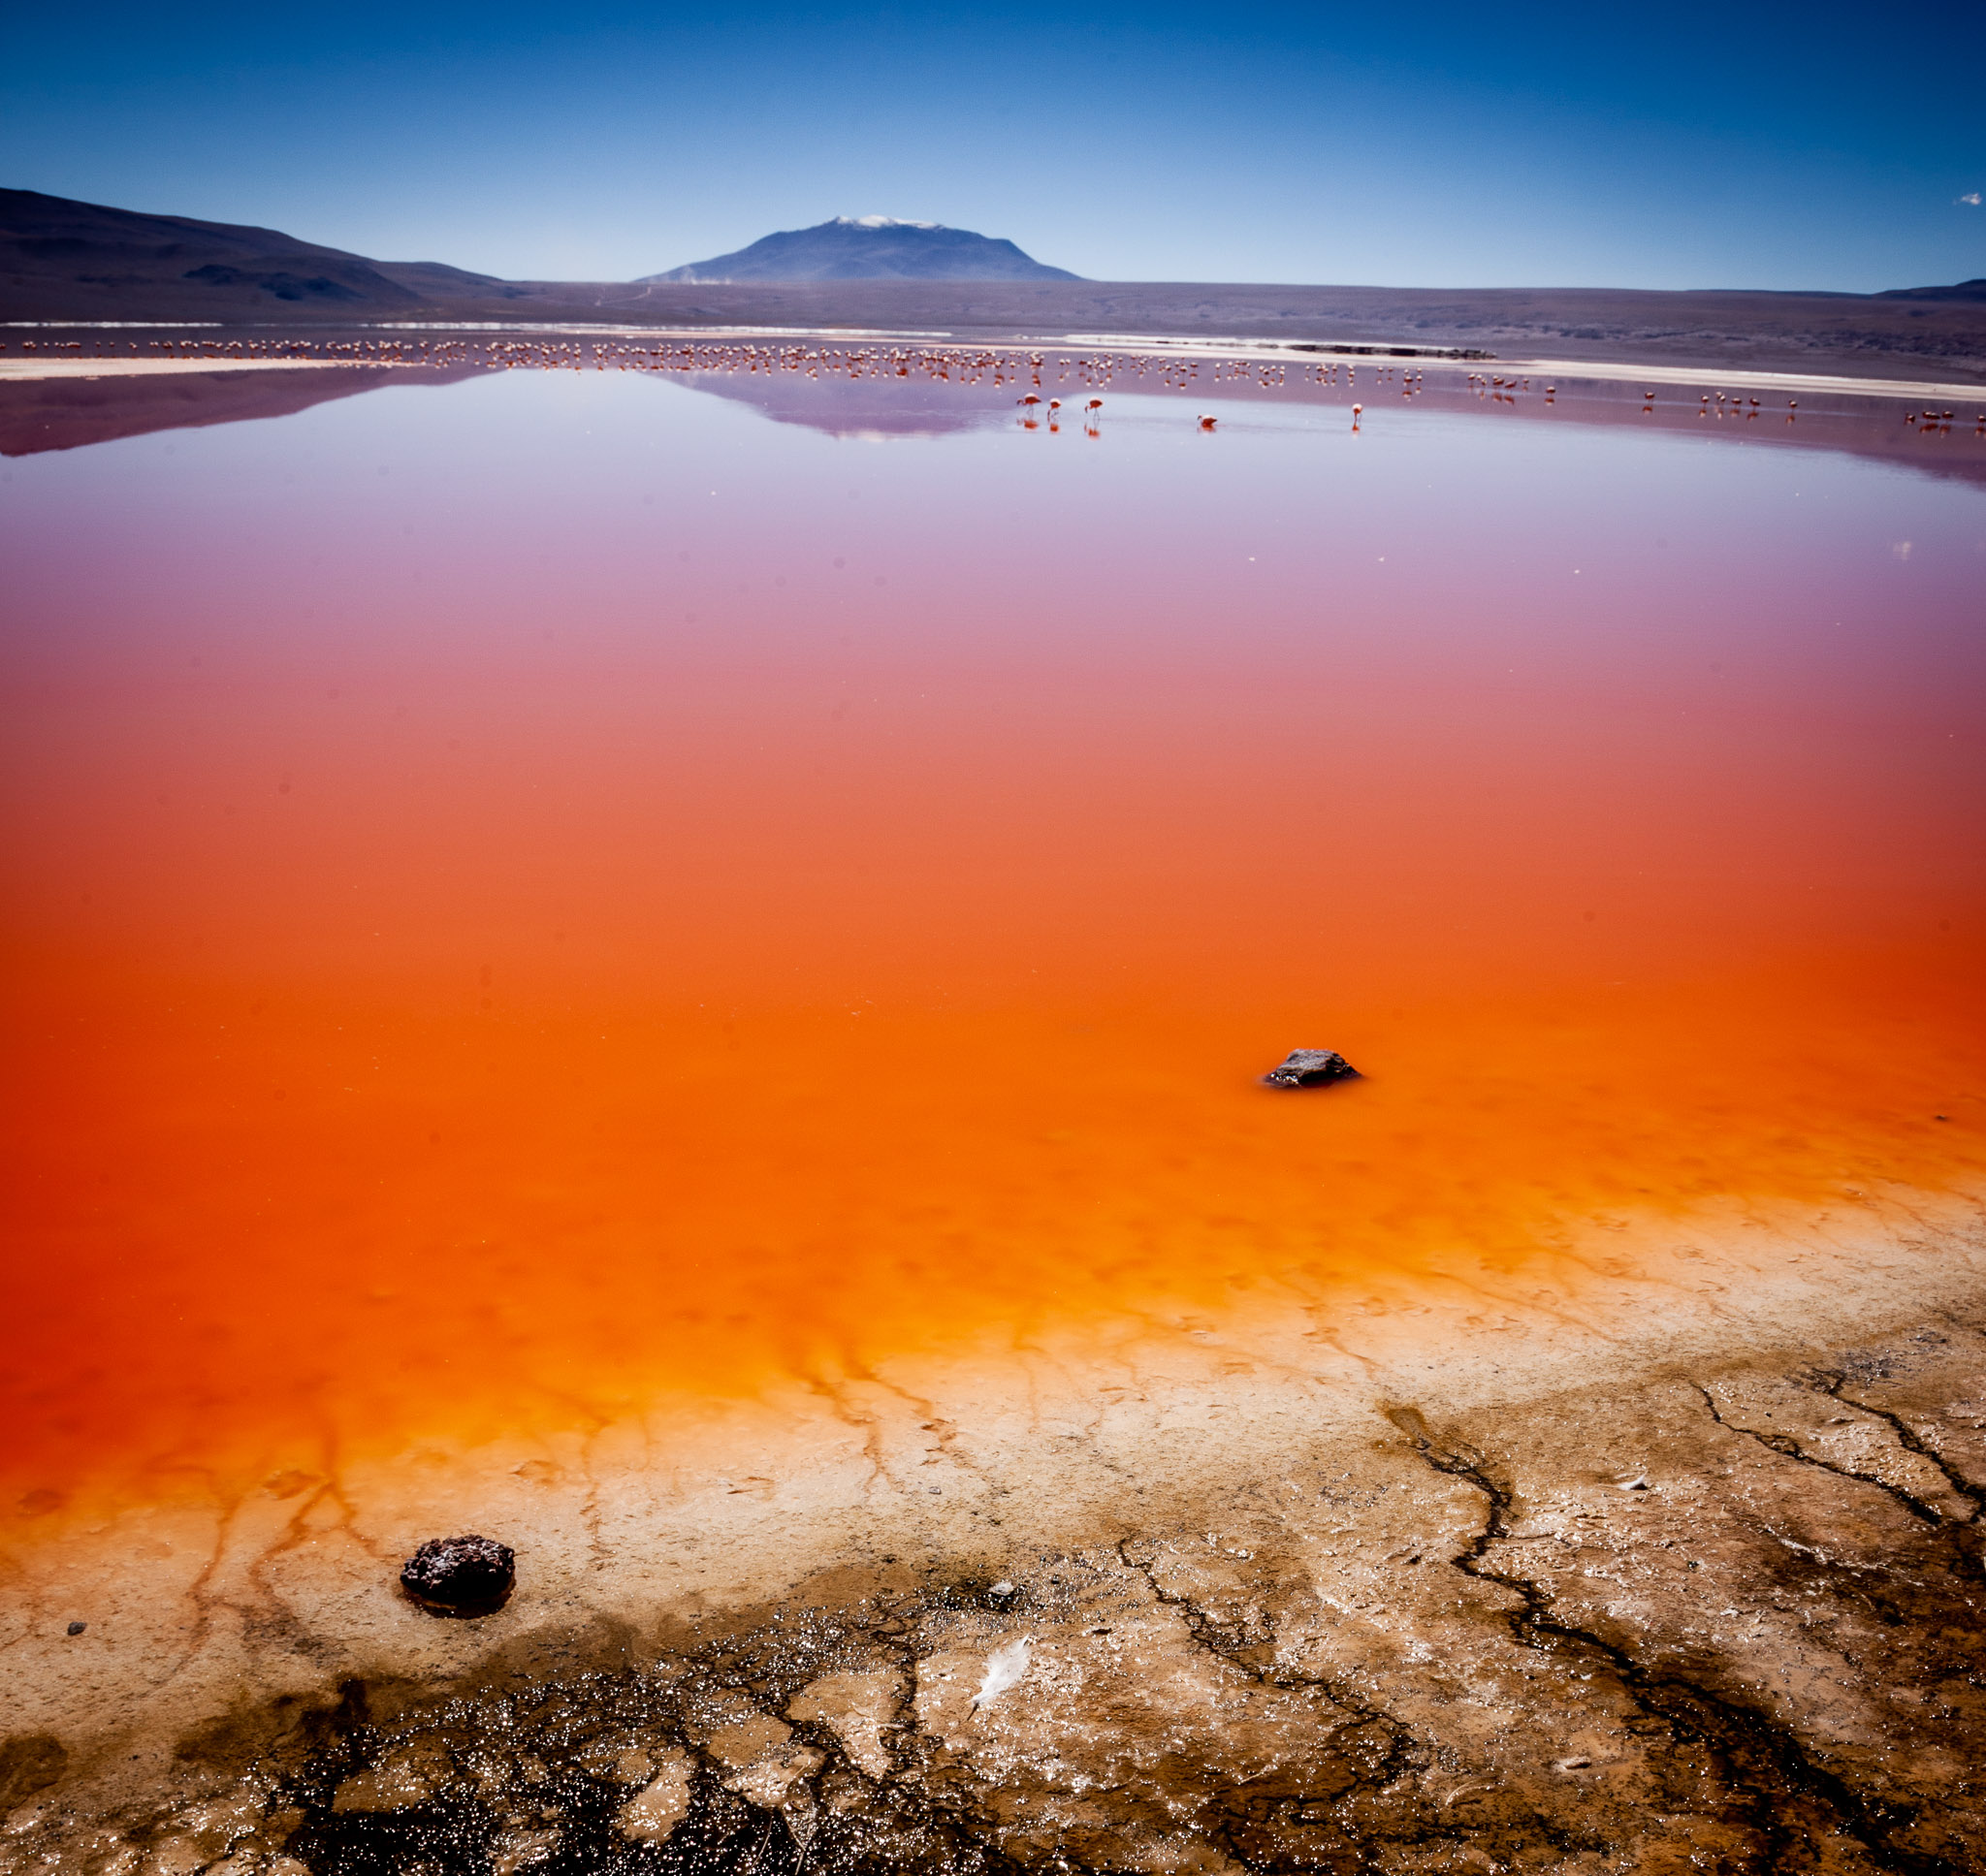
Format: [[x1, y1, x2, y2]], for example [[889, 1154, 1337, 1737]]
[[1879, 278, 1986, 302], [0, 188, 512, 321], [639, 217, 1078, 283]]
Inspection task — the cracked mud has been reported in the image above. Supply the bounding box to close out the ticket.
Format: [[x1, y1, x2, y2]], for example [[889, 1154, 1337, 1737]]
[[9, 1310, 1986, 1875]]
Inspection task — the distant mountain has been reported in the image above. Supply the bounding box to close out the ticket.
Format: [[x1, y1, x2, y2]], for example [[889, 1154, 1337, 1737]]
[[0, 188, 513, 320], [5, 188, 1981, 396], [640, 217, 1078, 284], [1877, 278, 1986, 302]]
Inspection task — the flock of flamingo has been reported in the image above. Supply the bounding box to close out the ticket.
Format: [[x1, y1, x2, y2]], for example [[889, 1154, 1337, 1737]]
[[5, 330, 1981, 438]]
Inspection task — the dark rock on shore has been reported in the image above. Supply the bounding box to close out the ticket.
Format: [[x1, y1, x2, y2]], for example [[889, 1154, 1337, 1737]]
[[1263, 1048, 1360, 1088], [16, 1315, 1986, 1873], [400, 1535, 515, 1615], [238, 1323, 1986, 1876]]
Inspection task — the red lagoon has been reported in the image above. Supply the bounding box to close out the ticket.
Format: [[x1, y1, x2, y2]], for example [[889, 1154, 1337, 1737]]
[[1, 361, 1981, 1523]]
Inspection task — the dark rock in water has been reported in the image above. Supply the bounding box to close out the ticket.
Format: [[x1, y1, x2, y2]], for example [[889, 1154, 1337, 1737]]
[[400, 1535, 515, 1614], [1262, 1048, 1360, 1089]]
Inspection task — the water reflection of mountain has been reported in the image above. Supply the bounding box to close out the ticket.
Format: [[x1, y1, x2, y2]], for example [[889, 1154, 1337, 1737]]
[[5, 354, 1980, 493], [0, 364, 477, 457], [0, 359, 1010, 456], [1421, 377, 1986, 493], [657, 366, 1012, 439], [664, 366, 1986, 490]]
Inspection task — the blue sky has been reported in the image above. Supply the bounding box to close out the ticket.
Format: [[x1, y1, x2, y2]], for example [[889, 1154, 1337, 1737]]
[[4, 0, 1979, 291]]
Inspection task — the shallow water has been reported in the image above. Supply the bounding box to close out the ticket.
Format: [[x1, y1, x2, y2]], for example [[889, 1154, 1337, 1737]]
[[3, 346, 1983, 1525]]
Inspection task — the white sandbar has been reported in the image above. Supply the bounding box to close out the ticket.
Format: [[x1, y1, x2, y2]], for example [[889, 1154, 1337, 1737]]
[[0, 358, 393, 382]]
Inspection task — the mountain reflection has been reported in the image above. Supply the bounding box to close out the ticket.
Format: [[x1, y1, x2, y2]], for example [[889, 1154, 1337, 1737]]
[[651, 367, 1004, 438], [0, 364, 471, 457], [4, 348, 1980, 492]]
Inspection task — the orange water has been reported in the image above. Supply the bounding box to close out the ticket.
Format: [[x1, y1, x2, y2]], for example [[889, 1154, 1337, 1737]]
[[3, 363, 1982, 1519]]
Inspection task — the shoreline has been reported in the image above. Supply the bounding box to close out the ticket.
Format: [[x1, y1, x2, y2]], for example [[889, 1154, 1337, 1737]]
[[3, 336, 1981, 403], [0, 357, 392, 382], [5, 1183, 1984, 1868]]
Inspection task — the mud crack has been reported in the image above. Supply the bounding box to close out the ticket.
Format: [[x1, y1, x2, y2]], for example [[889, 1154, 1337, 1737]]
[[1817, 1367, 1986, 1523], [1387, 1404, 1966, 1876], [1695, 1381, 1963, 1535]]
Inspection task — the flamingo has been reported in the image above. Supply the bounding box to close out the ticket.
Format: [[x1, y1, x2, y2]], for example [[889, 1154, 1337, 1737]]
[[1085, 397, 1103, 418]]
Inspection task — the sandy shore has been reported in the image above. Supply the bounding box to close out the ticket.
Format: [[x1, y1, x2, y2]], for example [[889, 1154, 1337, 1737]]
[[1492, 356, 1986, 401], [4, 1183, 1984, 1872], [0, 358, 388, 383], [4, 343, 1978, 406], [1056, 333, 1986, 399], [374, 323, 1986, 401]]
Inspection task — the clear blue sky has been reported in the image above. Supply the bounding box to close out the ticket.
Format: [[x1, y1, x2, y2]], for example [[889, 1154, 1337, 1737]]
[[4, 0, 1979, 291]]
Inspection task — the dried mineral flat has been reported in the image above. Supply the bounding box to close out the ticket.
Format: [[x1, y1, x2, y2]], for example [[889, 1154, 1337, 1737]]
[[5, 1188, 1984, 1873]]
